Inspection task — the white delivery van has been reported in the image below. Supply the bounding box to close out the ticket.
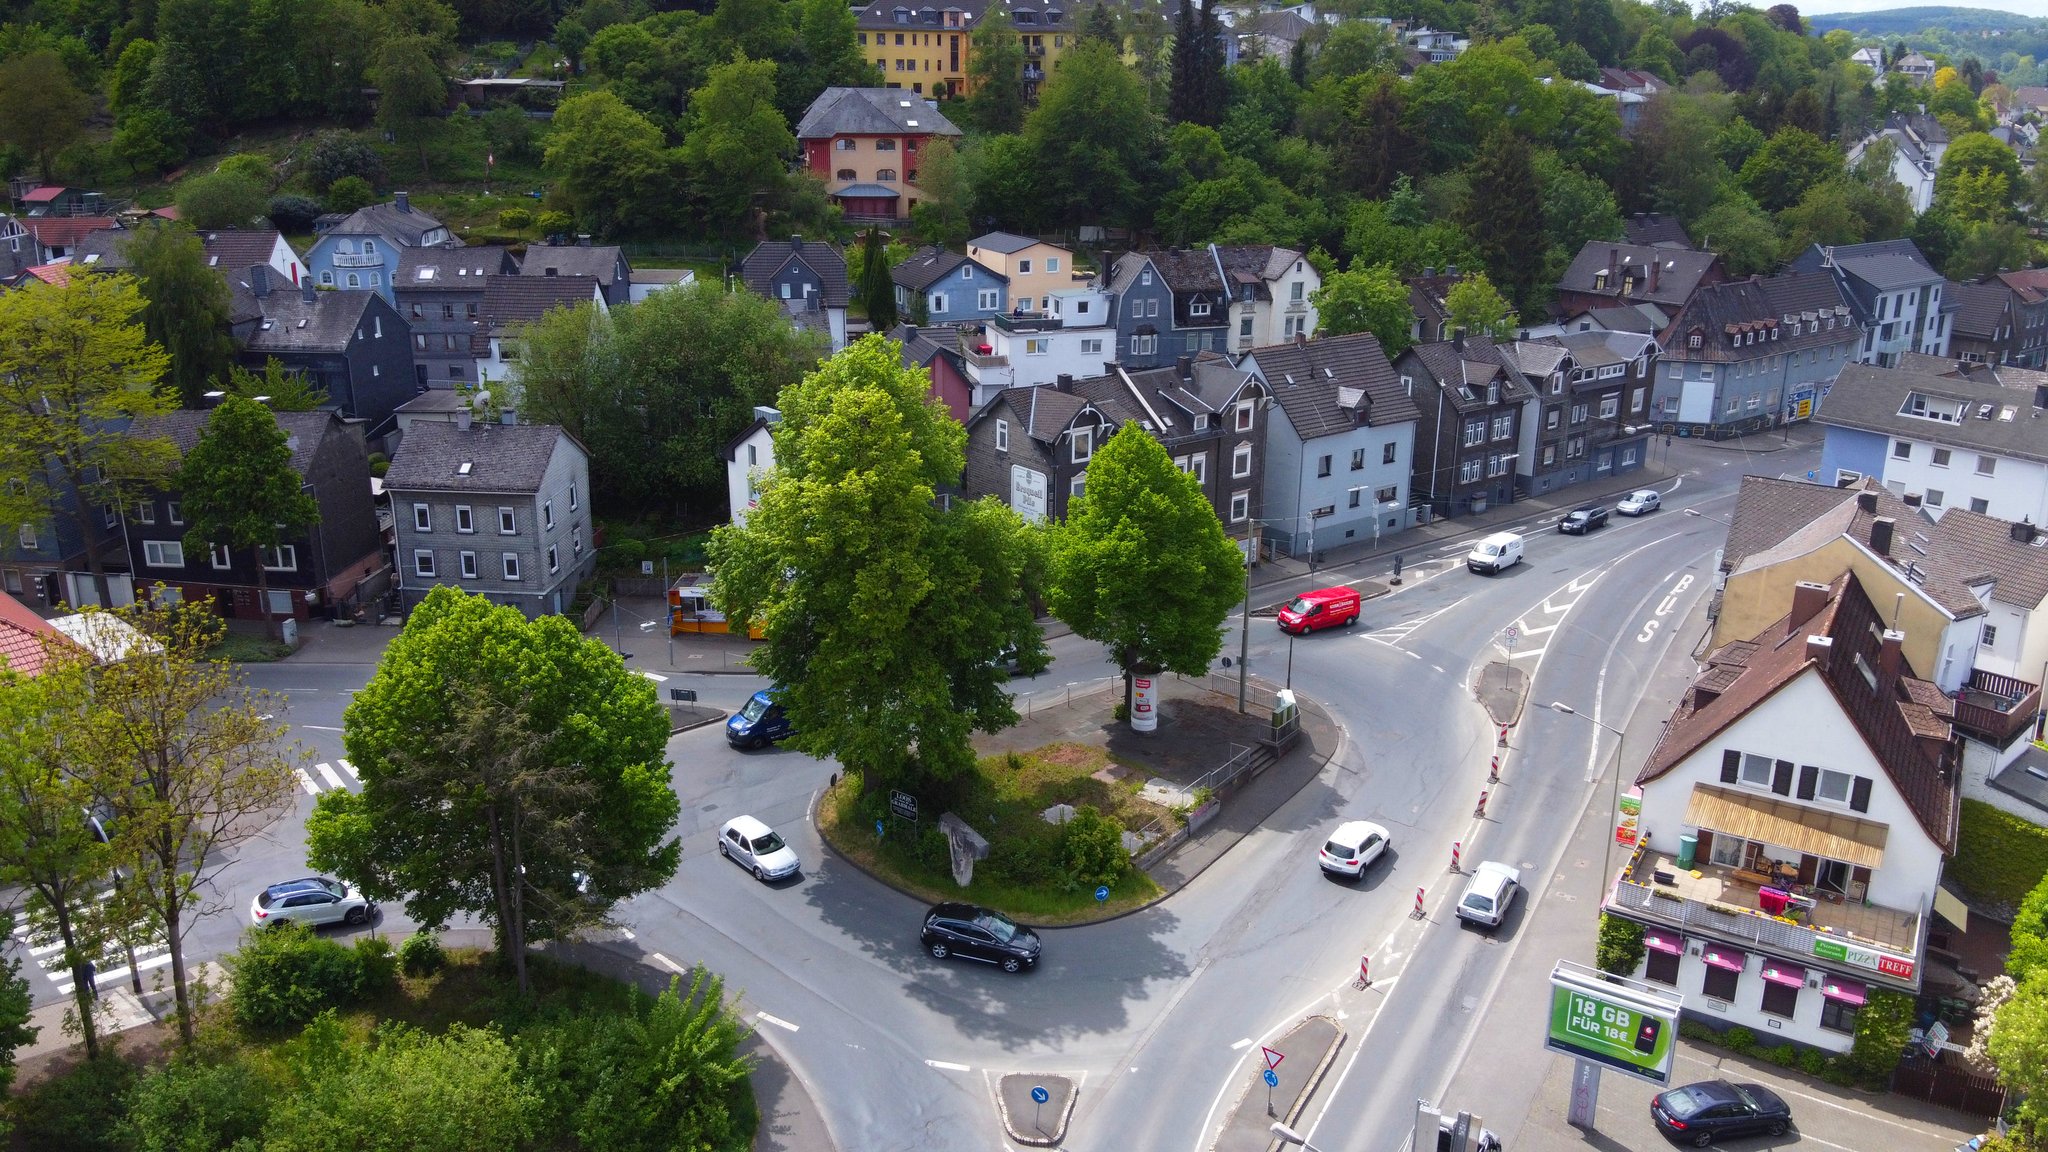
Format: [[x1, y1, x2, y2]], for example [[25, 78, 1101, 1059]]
[[1466, 531, 1524, 574]]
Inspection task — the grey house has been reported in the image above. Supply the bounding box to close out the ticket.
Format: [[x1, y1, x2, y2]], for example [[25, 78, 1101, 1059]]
[[519, 239, 633, 307], [1398, 335, 1537, 516], [1529, 329, 1655, 492], [1789, 240, 1953, 366], [1242, 333, 1420, 557], [1654, 269, 1858, 437], [385, 415, 594, 618], [741, 236, 849, 351], [1106, 250, 1231, 370], [396, 244, 520, 388], [230, 271, 416, 441]]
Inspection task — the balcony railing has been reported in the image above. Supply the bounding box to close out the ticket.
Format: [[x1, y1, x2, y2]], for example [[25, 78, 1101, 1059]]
[[991, 311, 1060, 332], [331, 251, 383, 268], [1952, 668, 2042, 747]]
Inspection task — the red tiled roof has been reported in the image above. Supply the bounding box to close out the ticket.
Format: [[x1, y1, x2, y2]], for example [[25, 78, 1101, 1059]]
[[24, 263, 71, 287], [0, 589, 74, 677], [27, 217, 116, 249], [20, 186, 65, 203]]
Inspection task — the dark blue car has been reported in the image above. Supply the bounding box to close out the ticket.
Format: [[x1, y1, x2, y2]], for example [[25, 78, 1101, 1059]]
[[726, 689, 794, 749], [1651, 1080, 1792, 1146]]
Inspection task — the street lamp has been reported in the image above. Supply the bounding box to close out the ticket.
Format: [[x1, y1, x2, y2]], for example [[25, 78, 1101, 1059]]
[[1235, 515, 1306, 713], [1270, 1121, 1326, 1151], [1549, 701, 1629, 890]]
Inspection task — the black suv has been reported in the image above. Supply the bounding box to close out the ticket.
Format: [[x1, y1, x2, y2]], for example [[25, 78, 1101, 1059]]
[[921, 902, 1041, 973], [1558, 505, 1610, 535]]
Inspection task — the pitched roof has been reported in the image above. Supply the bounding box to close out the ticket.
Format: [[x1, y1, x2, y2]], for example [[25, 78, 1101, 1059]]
[[741, 239, 850, 308], [1996, 267, 2048, 306], [0, 588, 73, 677], [1214, 245, 1304, 301], [21, 263, 72, 287], [794, 87, 962, 139], [327, 199, 449, 246], [479, 274, 600, 331], [244, 289, 378, 354], [20, 186, 65, 203], [1583, 304, 1665, 333], [26, 217, 117, 250], [1621, 213, 1691, 249], [201, 229, 291, 274], [1403, 337, 1536, 412], [397, 244, 516, 288], [888, 323, 961, 372], [1720, 476, 1873, 576], [517, 243, 628, 286], [73, 227, 138, 270], [1557, 241, 1717, 307], [1835, 251, 1941, 291], [1244, 332, 1418, 439], [1638, 570, 1959, 852], [1950, 278, 2012, 339], [130, 407, 339, 476], [1659, 271, 1853, 364], [1141, 248, 1226, 294], [970, 231, 1040, 254], [1814, 362, 2048, 466], [383, 420, 576, 494], [987, 384, 1102, 444], [892, 246, 969, 292]]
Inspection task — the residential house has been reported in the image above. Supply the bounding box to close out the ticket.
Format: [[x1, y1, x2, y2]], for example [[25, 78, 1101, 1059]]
[[518, 239, 633, 307], [1243, 332, 1420, 556], [385, 415, 594, 618], [1553, 241, 1724, 321], [628, 269, 696, 302], [201, 229, 306, 287], [6, 263, 73, 289], [891, 323, 975, 421], [892, 245, 1007, 325], [0, 462, 133, 610], [1950, 269, 2048, 369], [1611, 571, 1958, 1053], [1398, 335, 1536, 516], [1579, 79, 1649, 132], [1895, 51, 1936, 84], [1814, 361, 2048, 526], [741, 236, 850, 352], [856, 0, 988, 99], [1598, 68, 1670, 99], [1622, 213, 1692, 249], [967, 232, 1073, 315], [121, 408, 384, 624], [1402, 26, 1462, 62], [724, 406, 780, 528], [1846, 114, 1948, 215], [1216, 245, 1320, 352], [16, 216, 118, 264], [0, 588, 76, 675], [303, 194, 456, 304], [1528, 302, 1671, 341], [1850, 46, 1885, 74], [1231, 9, 1316, 60], [396, 245, 521, 389], [14, 186, 104, 216], [1001, 0, 1082, 98], [1521, 329, 1656, 493], [470, 275, 607, 389], [1654, 270, 1858, 437], [797, 87, 963, 221], [1406, 266, 1474, 344], [1791, 240, 1952, 365], [391, 388, 474, 449], [232, 272, 416, 440], [957, 286, 1118, 403]]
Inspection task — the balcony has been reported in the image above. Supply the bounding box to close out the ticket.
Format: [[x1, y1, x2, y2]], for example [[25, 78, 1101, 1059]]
[[1023, 65, 1045, 81], [331, 251, 382, 268], [957, 331, 1008, 368], [1024, 43, 1046, 56], [991, 311, 1061, 333], [1609, 843, 1924, 987], [1951, 668, 2041, 747]]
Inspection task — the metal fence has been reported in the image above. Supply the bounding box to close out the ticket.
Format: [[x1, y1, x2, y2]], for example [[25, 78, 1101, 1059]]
[[1017, 677, 1118, 718]]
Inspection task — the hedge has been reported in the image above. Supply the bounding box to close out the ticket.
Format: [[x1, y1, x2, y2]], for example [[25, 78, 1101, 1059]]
[[1950, 799, 2048, 908], [2011, 872, 2048, 983]]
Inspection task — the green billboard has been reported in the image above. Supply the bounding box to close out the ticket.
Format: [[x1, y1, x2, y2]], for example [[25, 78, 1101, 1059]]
[[1545, 961, 1682, 1085]]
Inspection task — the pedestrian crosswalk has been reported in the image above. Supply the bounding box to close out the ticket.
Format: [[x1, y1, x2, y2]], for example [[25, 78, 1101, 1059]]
[[10, 891, 173, 997], [293, 759, 360, 797]]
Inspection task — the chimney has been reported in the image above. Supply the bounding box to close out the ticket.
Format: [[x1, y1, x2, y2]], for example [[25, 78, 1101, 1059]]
[[1175, 354, 1193, 378], [1452, 328, 1466, 352], [2012, 520, 2038, 545], [1856, 490, 1878, 513], [1295, 331, 1307, 347], [1805, 634, 1834, 664], [1903, 492, 1922, 508], [1422, 265, 1436, 278], [395, 192, 411, 213], [790, 234, 804, 250], [904, 324, 918, 342], [1788, 580, 1831, 633], [202, 390, 226, 408], [1870, 515, 1895, 557], [576, 234, 592, 246], [1878, 628, 1905, 684], [1608, 248, 1619, 283], [499, 406, 516, 426], [455, 408, 473, 432], [300, 277, 317, 304], [1649, 259, 1660, 294], [1445, 264, 1457, 277], [1054, 373, 1075, 392], [249, 264, 270, 297]]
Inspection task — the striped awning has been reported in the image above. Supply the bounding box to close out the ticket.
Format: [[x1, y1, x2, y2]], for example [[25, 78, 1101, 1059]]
[[1685, 784, 1887, 869]]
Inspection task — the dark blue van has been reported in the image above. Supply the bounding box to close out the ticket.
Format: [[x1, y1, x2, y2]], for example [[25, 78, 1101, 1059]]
[[727, 689, 794, 749]]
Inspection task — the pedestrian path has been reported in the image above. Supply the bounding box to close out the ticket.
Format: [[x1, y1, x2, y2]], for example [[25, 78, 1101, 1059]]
[[294, 758, 359, 796], [10, 891, 173, 996]]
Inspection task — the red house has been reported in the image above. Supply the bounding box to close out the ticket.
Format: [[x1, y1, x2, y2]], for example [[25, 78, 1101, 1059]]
[[893, 324, 973, 422], [795, 87, 963, 223]]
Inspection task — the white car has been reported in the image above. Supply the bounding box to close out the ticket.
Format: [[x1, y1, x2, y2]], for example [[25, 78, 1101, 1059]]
[[251, 876, 374, 929], [718, 815, 801, 882], [1318, 820, 1392, 879], [1617, 489, 1662, 516], [1456, 861, 1521, 928]]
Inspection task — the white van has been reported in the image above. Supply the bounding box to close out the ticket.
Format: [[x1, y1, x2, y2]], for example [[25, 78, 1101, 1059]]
[[1466, 531, 1524, 574]]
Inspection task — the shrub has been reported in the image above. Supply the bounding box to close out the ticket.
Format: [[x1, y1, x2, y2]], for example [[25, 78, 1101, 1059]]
[[1954, 799, 2048, 909], [1844, 987, 1915, 1087], [1059, 805, 1128, 892], [303, 130, 385, 193], [215, 152, 274, 188], [914, 825, 951, 872], [325, 175, 375, 215], [981, 829, 1061, 888], [124, 1055, 272, 1152], [354, 935, 398, 994], [1678, 1018, 1717, 1042], [1595, 914, 1645, 975], [1722, 1025, 1757, 1054], [398, 930, 447, 977], [1799, 1047, 1829, 1077], [2010, 871, 2048, 983], [537, 209, 572, 236], [267, 194, 324, 233], [1766, 1042, 1801, 1068], [174, 170, 268, 229], [225, 921, 367, 1032], [11, 1055, 138, 1152], [498, 206, 533, 231]]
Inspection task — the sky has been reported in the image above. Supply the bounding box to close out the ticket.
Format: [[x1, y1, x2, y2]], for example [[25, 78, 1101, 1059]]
[[1787, 0, 2048, 17]]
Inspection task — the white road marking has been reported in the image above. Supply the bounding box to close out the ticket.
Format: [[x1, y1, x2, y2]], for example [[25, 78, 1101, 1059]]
[[303, 724, 343, 732], [638, 670, 668, 683], [923, 1058, 970, 1071], [619, 929, 635, 940], [314, 762, 346, 790], [293, 768, 318, 795], [755, 1012, 800, 1032], [649, 952, 686, 974], [1230, 1037, 1252, 1050], [56, 953, 173, 996], [337, 759, 359, 780]]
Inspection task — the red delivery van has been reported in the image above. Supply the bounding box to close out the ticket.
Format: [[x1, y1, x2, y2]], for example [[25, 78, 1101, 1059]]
[[1276, 587, 1361, 634]]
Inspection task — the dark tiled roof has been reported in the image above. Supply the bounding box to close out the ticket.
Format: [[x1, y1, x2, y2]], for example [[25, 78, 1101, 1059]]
[[1814, 363, 2048, 466], [1659, 272, 1853, 364], [244, 289, 377, 354], [1949, 279, 2012, 339], [479, 275, 600, 330], [1835, 252, 1941, 291], [1721, 476, 1864, 575], [892, 246, 968, 292], [398, 245, 516, 288], [383, 420, 574, 494], [1244, 332, 1417, 439], [1997, 267, 2048, 306], [1621, 213, 1691, 248], [741, 240, 850, 308], [970, 231, 1038, 255], [991, 385, 1096, 444], [854, 0, 992, 32], [328, 199, 449, 247], [1557, 242, 1717, 307], [795, 87, 961, 139], [1144, 247, 1224, 294], [73, 227, 138, 270], [201, 229, 291, 274], [131, 407, 339, 476], [888, 323, 959, 372], [1404, 337, 1536, 413], [517, 243, 628, 287]]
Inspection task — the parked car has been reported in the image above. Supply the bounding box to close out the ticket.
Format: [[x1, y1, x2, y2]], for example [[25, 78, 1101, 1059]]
[[250, 876, 374, 929], [1558, 505, 1610, 535], [1278, 586, 1362, 634], [1455, 861, 1521, 929], [726, 689, 794, 749], [1466, 532, 1524, 574], [1318, 820, 1392, 879], [1617, 489, 1662, 516], [920, 902, 1041, 973], [717, 815, 801, 881], [1650, 1080, 1792, 1146]]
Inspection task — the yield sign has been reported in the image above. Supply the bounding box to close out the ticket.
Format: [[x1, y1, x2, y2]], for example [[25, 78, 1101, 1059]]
[[1261, 1046, 1284, 1070]]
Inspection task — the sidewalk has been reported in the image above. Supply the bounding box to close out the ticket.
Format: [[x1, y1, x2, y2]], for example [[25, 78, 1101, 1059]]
[[278, 599, 764, 676]]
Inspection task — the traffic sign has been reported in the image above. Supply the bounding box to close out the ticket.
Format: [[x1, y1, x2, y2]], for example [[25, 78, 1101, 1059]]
[[1095, 885, 1109, 902], [1030, 1085, 1050, 1104], [1262, 1068, 1279, 1088], [1261, 1045, 1284, 1070], [875, 819, 885, 838]]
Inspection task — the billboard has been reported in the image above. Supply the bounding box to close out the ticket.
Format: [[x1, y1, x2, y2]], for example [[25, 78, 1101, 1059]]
[[1546, 961, 1683, 1085]]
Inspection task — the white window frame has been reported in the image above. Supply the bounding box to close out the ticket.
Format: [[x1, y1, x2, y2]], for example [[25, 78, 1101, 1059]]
[[1233, 442, 1252, 478], [977, 289, 1000, 310], [548, 545, 559, 573], [136, 501, 156, 525], [543, 501, 554, 530], [167, 501, 182, 524], [996, 419, 1010, 452], [143, 539, 184, 567], [414, 549, 436, 577], [459, 550, 479, 580], [455, 505, 474, 534], [1046, 257, 1060, 273], [502, 553, 521, 581], [18, 524, 37, 551], [1816, 768, 1853, 804], [1072, 426, 1094, 463], [498, 507, 517, 534], [262, 545, 297, 571], [1190, 300, 1211, 317], [1230, 491, 1248, 522], [1235, 400, 1255, 432], [414, 504, 432, 532], [568, 484, 578, 512], [211, 544, 232, 569], [572, 527, 583, 556]]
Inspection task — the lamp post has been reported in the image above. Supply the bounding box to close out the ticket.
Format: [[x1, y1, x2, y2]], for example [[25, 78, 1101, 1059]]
[[1235, 516, 1305, 713], [1270, 1121, 1327, 1151], [1550, 701, 1628, 889]]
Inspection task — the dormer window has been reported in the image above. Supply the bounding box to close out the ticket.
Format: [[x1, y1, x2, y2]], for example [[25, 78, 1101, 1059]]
[[1594, 272, 1608, 290], [1688, 332, 1701, 349], [894, 6, 909, 21]]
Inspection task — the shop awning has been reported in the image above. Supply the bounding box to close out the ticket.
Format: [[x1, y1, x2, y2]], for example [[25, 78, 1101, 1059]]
[[1820, 975, 1868, 1005], [1684, 784, 1888, 869], [1644, 929, 1683, 955], [1759, 959, 1807, 988], [1701, 943, 1747, 971]]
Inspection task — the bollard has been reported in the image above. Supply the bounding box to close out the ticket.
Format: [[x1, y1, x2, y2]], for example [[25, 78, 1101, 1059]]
[[1489, 754, 1501, 783], [1475, 789, 1490, 819], [1498, 723, 1510, 747], [1359, 954, 1371, 986], [1450, 840, 1462, 873], [1412, 887, 1425, 918]]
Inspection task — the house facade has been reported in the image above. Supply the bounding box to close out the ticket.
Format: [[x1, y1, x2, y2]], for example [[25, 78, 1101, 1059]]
[[1536, 329, 1656, 489], [304, 195, 456, 304], [395, 245, 520, 389], [891, 323, 975, 421], [958, 287, 1117, 403], [469, 275, 606, 391], [385, 416, 593, 618], [1814, 363, 2048, 525], [855, 0, 983, 98], [892, 246, 1007, 325], [1553, 242, 1724, 321], [1792, 240, 1952, 367], [723, 406, 779, 527], [1847, 114, 1948, 215], [1398, 336, 1535, 516], [1655, 270, 1858, 438], [1107, 251, 1227, 370], [517, 240, 632, 307], [1949, 269, 2048, 369], [202, 230, 306, 287], [234, 273, 416, 441], [967, 232, 1073, 315], [741, 237, 850, 352], [796, 87, 963, 221]]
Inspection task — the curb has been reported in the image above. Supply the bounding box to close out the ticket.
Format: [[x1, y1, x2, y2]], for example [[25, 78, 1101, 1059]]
[[996, 1073, 1079, 1147], [671, 711, 729, 735], [1276, 1019, 1347, 1141]]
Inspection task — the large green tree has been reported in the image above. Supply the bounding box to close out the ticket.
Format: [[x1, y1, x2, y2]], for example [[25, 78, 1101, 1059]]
[[546, 91, 679, 239], [172, 170, 269, 230], [1460, 125, 1547, 312], [1737, 126, 1844, 213], [908, 137, 971, 248], [1446, 272, 1518, 340], [1046, 423, 1244, 729], [856, 228, 897, 333], [708, 335, 1047, 795], [1987, 973, 2048, 1143], [127, 225, 236, 409], [308, 587, 681, 993], [1024, 41, 1162, 230], [0, 50, 92, 180], [962, 22, 1026, 133], [370, 34, 448, 179], [681, 54, 796, 241], [177, 397, 322, 641], [1311, 264, 1414, 354]]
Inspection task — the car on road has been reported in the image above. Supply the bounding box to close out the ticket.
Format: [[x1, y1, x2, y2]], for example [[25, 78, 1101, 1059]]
[[1466, 532, 1525, 575], [717, 815, 801, 881], [251, 876, 374, 929], [1455, 861, 1521, 929], [1558, 505, 1610, 535], [726, 689, 794, 749], [1617, 489, 1662, 516], [1278, 586, 1362, 634], [1650, 1080, 1793, 1146], [1318, 820, 1392, 879], [921, 902, 1041, 973]]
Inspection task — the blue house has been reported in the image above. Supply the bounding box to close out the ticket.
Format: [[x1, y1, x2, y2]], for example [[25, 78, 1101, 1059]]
[[891, 246, 1007, 325], [304, 194, 456, 305]]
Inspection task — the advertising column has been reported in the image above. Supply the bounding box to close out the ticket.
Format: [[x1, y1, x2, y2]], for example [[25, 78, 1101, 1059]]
[[1131, 676, 1158, 733]]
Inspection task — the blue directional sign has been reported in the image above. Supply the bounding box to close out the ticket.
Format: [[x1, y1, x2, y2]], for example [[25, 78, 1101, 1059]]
[[1031, 1085, 1050, 1104], [875, 819, 885, 838], [1263, 1068, 1279, 1088], [1095, 885, 1110, 902]]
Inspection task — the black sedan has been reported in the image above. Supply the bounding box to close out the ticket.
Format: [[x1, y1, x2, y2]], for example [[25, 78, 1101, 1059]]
[[1651, 1080, 1792, 1146], [920, 902, 1041, 973]]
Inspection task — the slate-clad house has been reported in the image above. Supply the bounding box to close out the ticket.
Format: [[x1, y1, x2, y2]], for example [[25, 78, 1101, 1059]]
[[518, 240, 632, 307], [892, 245, 1006, 325], [1398, 335, 1536, 516], [1949, 269, 2048, 369], [471, 275, 606, 387], [1553, 242, 1724, 321], [232, 272, 415, 440], [396, 245, 520, 388], [304, 194, 456, 305], [1790, 240, 1952, 366], [1535, 329, 1656, 489], [741, 236, 849, 352], [121, 408, 384, 623], [1108, 250, 1229, 369], [890, 323, 974, 421], [1243, 333, 1420, 557], [0, 469, 131, 610], [1655, 270, 1858, 437], [385, 415, 594, 618]]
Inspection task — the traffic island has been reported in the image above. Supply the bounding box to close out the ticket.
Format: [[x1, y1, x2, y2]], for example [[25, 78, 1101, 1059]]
[[997, 1073, 1077, 1146], [1213, 1015, 1344, 1152]]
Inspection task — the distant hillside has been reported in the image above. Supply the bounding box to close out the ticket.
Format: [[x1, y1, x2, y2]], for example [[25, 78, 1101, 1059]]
[[1807, 7, 2043, 35]]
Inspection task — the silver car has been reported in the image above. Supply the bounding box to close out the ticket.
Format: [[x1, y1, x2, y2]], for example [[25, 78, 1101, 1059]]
[[251, 876, 374, 929], [718, 815, 801, 881], [1456, 861, 1521, 929], [1617, 489, 1662, 516]]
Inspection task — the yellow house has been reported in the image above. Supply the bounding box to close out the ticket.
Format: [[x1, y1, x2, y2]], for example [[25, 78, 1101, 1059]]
[[856, 0, 985, 98], [966, 231, 1076, 313]]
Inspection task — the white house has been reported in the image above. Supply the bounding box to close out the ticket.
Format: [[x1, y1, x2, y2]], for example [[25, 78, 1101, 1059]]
[[722, 407, 779, 527], [1612, 572, 1961, 1052], [1815, 363, 2048, 526], [960, 287, 1119, 406], [1847, 114, 1948, 215]]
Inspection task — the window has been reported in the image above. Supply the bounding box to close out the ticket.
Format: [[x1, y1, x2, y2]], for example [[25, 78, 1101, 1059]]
[[1701, 965, 1740, 1002], [1025, 338, 1050, 355], [1982, 624, 1999, 648], [978, 289, 1000, 310], [568, 484, 578, 512], [1317, 455, 1332, 478], [320, 271, 333, 285], [1190, 300, 1211, 317], [1348, 489, 1362, 508], [929, 292, 947, 313], [1140, 270, 1152, 286], [415, 334, 428, 351], [262, 545, 297, 571], [836, 138, 856, 150], [167, 501, 181, 525], [875, 138, 897, 151], [498, 507, 516, 534], [413, 504, 432, 532], [143, 539, 184, 567], [1046, 258, 1060, 273], [1821, 998, 1859, 1034], [1542, 445, 1556, 466], [502, 553, 521, 580], [1230, 491, 1249, 522], [1081, 338, 1104, 355], [459, 550, 478, 579], [455, 505, 474, 533], [1350, 448, 1366, 471], [1463, 422, 1484, 447], [414, 550, 436, 577], [995, 420, 1010, 451], [1815, 768, 1853, 803], [1630, 387, 1645, 414], [1893, 440, 1912, 460], [542, 500, 555, 531], [1072, 427, 1093, 463], [1233, 443, 1252, 477], [1132, 334, 1157, 355], [211, 544, 232, 569], [136, 501, 156, 525], [1235, 400, 1255, 432], [1740, 752, 1774, 788], [1760, 980, 1800, 1018], [1599, 396, 1618, 420], [1459, 459, 1482, 484], [875, 168, 897, 182], [1491, 414, 1513, 440], [1571, 403, 1588, 425], [1546, 409, 1560, 431], [1240, 314, 1254, 338], [1971, 497, 1991, 514], [1146, 298, 1160, 317], [346, 273, 359, 288], [547, 544, 559, 573], [16, 524, 35, 551], [1017, 259, 1032, 274], [1976, 455, 1996, 476], [1925, 488, 1944, 506], [1645, 949, 1680, 986], [572, 527, 583, 555], [1931, 448, 1951, 467], [1070, 474, 1086, 499], [1177, 453, 1207, 483]]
